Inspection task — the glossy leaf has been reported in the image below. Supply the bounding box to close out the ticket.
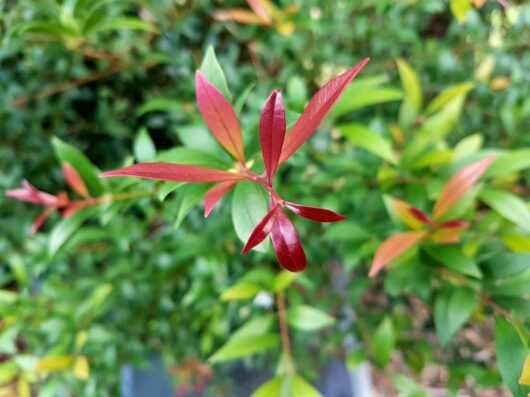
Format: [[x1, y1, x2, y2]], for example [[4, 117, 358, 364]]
[[101, 163, 244, 183], [232, 315, 275, 339], [195, 70, 244, 161], [479, 189, 530, 232], [259, 90, 286, 181], [372, 316, 395, 368], [408, 208, 431, 226], [52, 137, 104, 194], [285, 202, 346, 223], [338, 123, 397, 164], [62, 162, 89, 198], [133, 128, 156, 162], [204, 181, 237, 217], [434, 288, 477, 346], [49, 206, 98, 258], [369, 231, 426, 277], [291, 376, 323, 397], [270, 210, 306, 272], [433, 155, 496, 220], [241, 206, 278, 254], [425, 246, 482, 278], [251, 377, 283, 397], [232, 182, 270, 252], [495, 318, 530, 397], [209, 333, 280, 363], [200, 46, 231, 100], [220, 282, 262, 301], [279, 58, 370, 163], [286, 305, 335, 331], [426, 82, 475, 114]]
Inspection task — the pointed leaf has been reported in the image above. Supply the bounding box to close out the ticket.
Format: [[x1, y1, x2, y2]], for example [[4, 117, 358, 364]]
[[196, 70, 244, 161], [425, 246, 482, 278], [251, 377, 283, 397], [285, 202, 346, 223], [241, 206, 278, 254], [408, 208, 432, 226], [200, 46, 231, 100], [292, 376, 323, 397], [49, 206, 98, 258], [434, 288, 477, 346], [209, 334, 280, 363], [204, 181, 237, 217], [520, 355, 530, 386], [270, 210, 306, 272], [174, 184, 210, 228], [338, 123, 398, 164], [433, 155, 496, 220], [62, 162, 89, 198], [286, 305, 335, 331], [260, 90, 286, 181], [220, 282, 262, 301], [479, 189, 530, 232], [438, 220, 468, 229], [372, 316, 395, 368], [232, 182, 270, 252], [495, 318, 530, 397], [279, 58, 370, 163], [369, 231, 427, 277], [396, 58, 422, 114], [213, 9, 266, 25], [384, 196, 424, 229], [101, 163, 244, 183], [133, 128, 157, 162], [31, 208, 56, 234]]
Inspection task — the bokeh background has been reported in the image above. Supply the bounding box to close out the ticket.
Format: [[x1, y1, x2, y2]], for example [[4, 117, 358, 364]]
[[1, 1, 530, 396]]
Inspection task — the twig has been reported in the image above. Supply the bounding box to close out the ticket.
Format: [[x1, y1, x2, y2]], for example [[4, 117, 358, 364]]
[[277, 290, 295, 375]]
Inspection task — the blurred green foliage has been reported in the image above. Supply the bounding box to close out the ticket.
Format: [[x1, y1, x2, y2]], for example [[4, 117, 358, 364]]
[[1, 0, 530, 396]]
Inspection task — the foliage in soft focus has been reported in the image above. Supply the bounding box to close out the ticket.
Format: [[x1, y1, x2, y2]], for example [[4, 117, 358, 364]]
[[1, 0, 530, 396]]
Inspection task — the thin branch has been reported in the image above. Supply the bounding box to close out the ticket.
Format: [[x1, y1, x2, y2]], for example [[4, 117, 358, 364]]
[[277, 290, 295, 375]]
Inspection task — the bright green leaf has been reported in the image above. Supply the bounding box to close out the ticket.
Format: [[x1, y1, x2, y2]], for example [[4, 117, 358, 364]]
[[372, 316, 395, 368], [209, 333, 280, 363], [270, 271, 298, 292], [286, 305, 335, 332], [200, 46, 231, 100], [174, 184, 210, 228], [434, 288, 477, 346], [220, 282, 262, 301], [49, 206, 98, 258], [425, 246, 482, 278], [338, 123, 397, 164], [133, 128, 156, 162], [451, 0, 472, 23], [480, 189, 530, 232]]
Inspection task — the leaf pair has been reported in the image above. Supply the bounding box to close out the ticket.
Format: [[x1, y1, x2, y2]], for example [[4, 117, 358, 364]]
[[101, 56, 369, 272], [370, 155, 496, 277]]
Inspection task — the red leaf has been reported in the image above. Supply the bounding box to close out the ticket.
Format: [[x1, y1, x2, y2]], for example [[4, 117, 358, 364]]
[[100, 163, 245, 183], [279, 58, 370, 163], [369, 231, 427, 277], [270, 209, 306, 272], [6, 180, 68, 207], [438, 220, 468, 229], [62, 162, 89, 198], [204, 181, 237, 217], [196, 71, 245, 161], [285, 202, 346, 223], [408, 207, 432, 226], [433, 154, 496, 220], [31, 208, 55, 234], [259, 90, 286, 181], [241, 205, 279, 254], [62, 201, 90, 219]]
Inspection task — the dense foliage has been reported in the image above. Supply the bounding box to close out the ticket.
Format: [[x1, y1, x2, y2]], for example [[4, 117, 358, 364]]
[[1, 0, 530, 396]]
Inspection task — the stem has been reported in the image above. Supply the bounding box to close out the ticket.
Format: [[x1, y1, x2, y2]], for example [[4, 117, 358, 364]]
[[277, 290, 295, 375]]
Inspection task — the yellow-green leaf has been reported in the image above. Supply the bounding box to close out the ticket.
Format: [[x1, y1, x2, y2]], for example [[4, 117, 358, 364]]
[[220, 282, 262, 301], [74, 356, 89, 380], [36, 356, 73, 372], [451, 0, 472, 23], [520, 355, 530, 386]]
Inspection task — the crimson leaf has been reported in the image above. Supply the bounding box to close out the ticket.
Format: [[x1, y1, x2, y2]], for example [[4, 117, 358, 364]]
[[241, 205, 279, 254], [285, 202, 346, 223], [259, 90, 286, 182], [204, 181, 237, 217], [270, 209, 306, 272]]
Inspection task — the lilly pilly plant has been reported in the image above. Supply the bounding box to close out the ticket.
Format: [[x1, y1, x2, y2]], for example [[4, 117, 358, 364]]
[[6, 162, 96, 234], [101, 58, 370, 272], [369, 154, 496, 277]]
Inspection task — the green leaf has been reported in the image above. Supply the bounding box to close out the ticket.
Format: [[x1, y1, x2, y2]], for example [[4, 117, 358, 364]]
[[453, 133, 483, 159], [270, 271, 298, 292], [208, 333, 280, 363], [89, 17, 158, 34], [0, 361, 18, 385], [232, 315, 275, 339], [397, 59, 422, 127], [485, 149, 530, 177], [200, 46, 231, 100], [502, 235, 530, 253], [52, 137, 104, 194], [425, 246, 482, 278], [480, 189, 530, 232], [426, 82, 475, 114], [392, 375, 429, 397], [372, 316, 395, 368], [332, 75, 403, 118], [136, 97, 181, 116], [174, 184, 210, 228], [338, 123, 397, 164], [220, 282, 262, 301], [451, 0, 472, 23], [251, 377, 283, 397], [49, 206, 98, 258], [286, 305, 335, 332], [232, 182, 270, 252], [481, 253, 530, 279], [286, 76, 308, 112], [495, 317, 530, 397], [158, 182, 185, 201], [322, 221, 370, 242], [133, 128, 156, 162], [490, 271, 530, 297], [292, 376, 322, 397], [434, 288, 477, 346], [234, 83, 256, 114]]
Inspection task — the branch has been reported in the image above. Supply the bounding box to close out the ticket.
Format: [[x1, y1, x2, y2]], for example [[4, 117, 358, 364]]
[[277, 290, 295, 375]]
